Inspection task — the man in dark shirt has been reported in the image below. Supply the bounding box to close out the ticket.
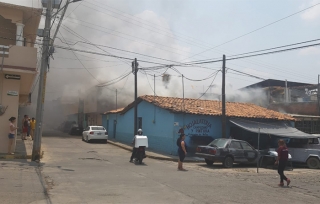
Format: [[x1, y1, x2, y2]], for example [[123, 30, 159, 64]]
[[275, 139, 291, 186]]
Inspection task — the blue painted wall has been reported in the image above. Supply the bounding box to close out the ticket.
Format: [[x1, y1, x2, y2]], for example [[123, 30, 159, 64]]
[[102, 101, 234, 155], [173, 114, 231, 154], [102, 101, 176, 154]]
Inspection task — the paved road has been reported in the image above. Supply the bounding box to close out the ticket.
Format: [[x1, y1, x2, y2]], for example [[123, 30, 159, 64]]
[[39, 135, 320, 204], [2, 134, 320, 204]]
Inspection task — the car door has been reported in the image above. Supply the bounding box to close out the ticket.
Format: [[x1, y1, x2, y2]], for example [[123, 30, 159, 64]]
[[228, 141, 245, 163], [240, 141, 258, 163]]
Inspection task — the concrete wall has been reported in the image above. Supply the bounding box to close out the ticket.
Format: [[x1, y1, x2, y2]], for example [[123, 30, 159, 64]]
[[4, 46, 38, 69], [0, 74, 21, 153], [269, 102, 318, 116], [0, 15, 16, 46], [0, 6, 23, 24]]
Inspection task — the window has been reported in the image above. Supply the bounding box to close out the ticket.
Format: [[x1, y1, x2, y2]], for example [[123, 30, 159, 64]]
[[309, 138, 320, 144], [208, 139, 228, 148], [85, 127, 90, 131], [91, 127, 105, 131], [241, 142, 254, 150], [229, 141, 242, 149]]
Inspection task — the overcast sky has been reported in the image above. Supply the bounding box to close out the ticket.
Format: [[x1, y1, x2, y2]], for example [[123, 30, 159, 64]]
[[2, 0, 320, 104]]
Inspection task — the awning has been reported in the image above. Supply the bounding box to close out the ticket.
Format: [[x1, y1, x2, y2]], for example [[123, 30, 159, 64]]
[[230, 118, 317, 139]]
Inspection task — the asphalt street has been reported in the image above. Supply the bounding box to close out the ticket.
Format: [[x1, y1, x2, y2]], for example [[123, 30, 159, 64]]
[[1, 133, 320, 204]]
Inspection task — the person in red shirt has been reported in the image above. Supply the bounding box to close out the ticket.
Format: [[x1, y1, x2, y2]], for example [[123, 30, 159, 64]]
[[275, 139, 291, 187]]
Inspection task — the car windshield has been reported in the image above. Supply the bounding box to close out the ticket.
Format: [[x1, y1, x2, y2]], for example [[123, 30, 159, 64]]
[[208, 139, 228, 148], [91, 127, 105, 131]]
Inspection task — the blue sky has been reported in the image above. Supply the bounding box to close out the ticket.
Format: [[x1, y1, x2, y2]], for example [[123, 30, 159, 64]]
[[2, 0, 320, 102]]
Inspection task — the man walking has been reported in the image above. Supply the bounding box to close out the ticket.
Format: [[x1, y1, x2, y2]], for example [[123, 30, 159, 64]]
[[30, 117, 36, 140]]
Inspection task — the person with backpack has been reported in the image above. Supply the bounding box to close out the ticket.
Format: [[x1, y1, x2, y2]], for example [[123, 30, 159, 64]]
[[177, 133, 187, 171], [275, 139, 291, 187], [21, 115, 28, 140]]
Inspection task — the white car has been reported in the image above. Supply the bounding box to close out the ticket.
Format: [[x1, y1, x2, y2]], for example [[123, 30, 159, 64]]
[[82, 126, 108, 143]]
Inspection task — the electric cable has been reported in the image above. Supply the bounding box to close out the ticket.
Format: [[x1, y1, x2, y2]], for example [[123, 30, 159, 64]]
[[184, 2, 320, 60]]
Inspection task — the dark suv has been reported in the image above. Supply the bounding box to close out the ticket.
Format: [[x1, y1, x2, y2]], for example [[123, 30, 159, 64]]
[[196, 138, 259, 168]]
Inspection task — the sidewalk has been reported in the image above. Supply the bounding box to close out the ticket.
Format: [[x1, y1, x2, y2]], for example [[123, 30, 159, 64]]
[[108, 139, 204, 163], [0, 136, 33, 160]]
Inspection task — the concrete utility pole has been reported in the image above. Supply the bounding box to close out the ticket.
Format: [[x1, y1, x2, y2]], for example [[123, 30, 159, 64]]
[[318, 74, 320, 116], [32, 0, 52, 161], [221, 55, 226, 138], [132, 58, 138, 135]]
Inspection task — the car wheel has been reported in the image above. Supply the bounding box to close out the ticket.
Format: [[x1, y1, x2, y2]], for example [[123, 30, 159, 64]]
[[105, 139, 108, 144], [223, 156, 234, 168], [82, 136, 84, 141], [86, 136, 89, 143], [205, 159, 214, 166], [307, 157, 320, 169]]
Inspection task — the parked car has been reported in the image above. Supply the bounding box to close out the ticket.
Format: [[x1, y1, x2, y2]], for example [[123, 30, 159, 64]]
[[58, 121, 77, 133], [195, 138, 259, 168], [69, 125, 83, 136], [82, 126, 108, 143], [285, 137, 320, 169]]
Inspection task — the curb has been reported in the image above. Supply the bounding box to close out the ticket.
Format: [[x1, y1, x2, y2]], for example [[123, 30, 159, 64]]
[[0, 151, 44, 160], [107, 140, 201, 163]]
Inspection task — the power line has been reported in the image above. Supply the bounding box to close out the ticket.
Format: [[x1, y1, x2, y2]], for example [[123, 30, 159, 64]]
[[58, 30, 102, 84], [178, 42, 320, 66], [187, 38, 320, 63], [227, 68, 266, 80], [184, 2, 320, 60], [59, 8, 315, 81]]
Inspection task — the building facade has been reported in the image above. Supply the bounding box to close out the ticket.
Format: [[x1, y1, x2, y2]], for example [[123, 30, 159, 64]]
[[0, 2, 41, 153], [102, 95, 296, 155]]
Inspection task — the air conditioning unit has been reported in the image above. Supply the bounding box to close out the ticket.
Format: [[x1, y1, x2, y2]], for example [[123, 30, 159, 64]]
[[41, 0, 61, 9]]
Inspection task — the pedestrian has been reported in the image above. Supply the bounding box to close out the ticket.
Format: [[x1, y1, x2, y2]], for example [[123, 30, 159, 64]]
[[177, 133, 187, 171], [22, 115, 28, 140], [130, 129, 143, 162], [30, 117, 36, 140], [275, 139, 291, 187], [8, 117, 18, 154], [27, 118, 31, 137]]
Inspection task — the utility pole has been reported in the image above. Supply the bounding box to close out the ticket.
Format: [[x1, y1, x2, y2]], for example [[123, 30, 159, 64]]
[[182, 74, 185, 111], [222, 55, 226, 138], [132, 58, 138, 135], [318, 74, 320, 116], [115, 89, 117, 138], [153, 74, 156, 123], [32, 0, 52, 161]]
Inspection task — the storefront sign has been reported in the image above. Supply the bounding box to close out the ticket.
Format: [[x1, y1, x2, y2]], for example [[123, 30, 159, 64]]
[[5, 74, 21, 80], [186, 119, 212, 136], [7, 91, 18, 96]]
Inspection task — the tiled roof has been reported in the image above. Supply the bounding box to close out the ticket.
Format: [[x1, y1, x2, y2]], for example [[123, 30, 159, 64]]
[[103, 108, 124, 114], [108, 95, 295, 121]]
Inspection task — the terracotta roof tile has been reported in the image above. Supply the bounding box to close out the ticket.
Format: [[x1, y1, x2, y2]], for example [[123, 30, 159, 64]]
[[111, 95, 294, 121], [103, 108, 124, 114]]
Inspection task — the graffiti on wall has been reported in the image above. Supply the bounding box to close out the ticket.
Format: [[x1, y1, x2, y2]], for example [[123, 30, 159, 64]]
[[185, 119, 212, 136]]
